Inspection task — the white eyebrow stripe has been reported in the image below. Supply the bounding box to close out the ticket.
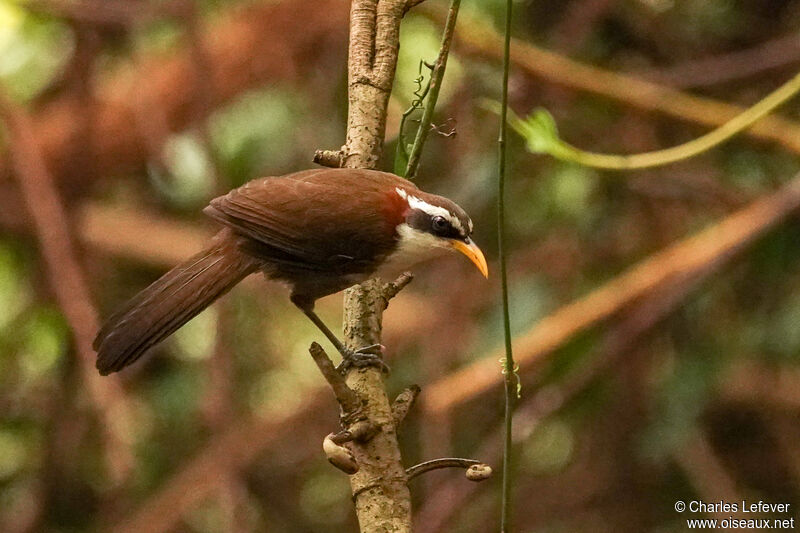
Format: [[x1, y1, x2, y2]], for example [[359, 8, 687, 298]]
[[396, 188, 463, 232]]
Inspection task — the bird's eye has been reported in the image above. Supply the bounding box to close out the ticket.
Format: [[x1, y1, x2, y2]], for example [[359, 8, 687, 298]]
[[431, 215, 449, 233]]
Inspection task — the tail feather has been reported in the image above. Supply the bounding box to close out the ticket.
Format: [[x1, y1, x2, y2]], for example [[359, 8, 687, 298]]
[[94, 231, 258, 375]]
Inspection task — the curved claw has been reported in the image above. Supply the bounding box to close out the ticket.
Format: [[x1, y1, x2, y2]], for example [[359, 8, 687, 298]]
[[337, 345, 390, 374], [355, 344, 384, 355]]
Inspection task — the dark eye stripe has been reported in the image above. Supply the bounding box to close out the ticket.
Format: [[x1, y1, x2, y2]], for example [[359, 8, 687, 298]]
[[407, 208, 466, 239]]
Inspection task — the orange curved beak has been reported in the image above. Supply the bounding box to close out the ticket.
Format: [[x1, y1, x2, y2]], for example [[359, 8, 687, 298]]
[[451, 238, 489, 278]]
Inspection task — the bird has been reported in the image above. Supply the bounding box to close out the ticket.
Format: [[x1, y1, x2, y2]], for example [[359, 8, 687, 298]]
[[93, 168, 488, 375]]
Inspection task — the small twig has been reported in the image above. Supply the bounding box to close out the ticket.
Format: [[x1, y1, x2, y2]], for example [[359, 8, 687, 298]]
[[382, 271, 414, 306], [313, 149, 345, 168], [308, 342, 361, 414], [405, 0, 461, 179], [330, 420, 379, 444], [406, 458, 487, 481], [430, 117, 457, 137], [394, 61, 433, 173], [391, 385, 421, 427]]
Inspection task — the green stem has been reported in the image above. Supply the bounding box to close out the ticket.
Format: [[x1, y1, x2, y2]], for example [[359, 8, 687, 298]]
[[498, 0, 516, 531], [404, 0, 461, 179], [518, 70, 800, 170], [395, 63, 432, 174]]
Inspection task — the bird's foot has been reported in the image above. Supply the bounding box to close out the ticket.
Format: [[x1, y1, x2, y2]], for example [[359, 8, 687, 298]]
[[337, 344, 390, 374]]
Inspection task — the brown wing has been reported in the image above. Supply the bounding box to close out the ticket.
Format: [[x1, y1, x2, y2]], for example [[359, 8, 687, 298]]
[[204, 168, 416, 273]]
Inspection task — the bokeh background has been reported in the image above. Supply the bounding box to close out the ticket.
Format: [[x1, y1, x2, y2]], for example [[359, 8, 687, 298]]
[[1, 0, 800, 531]]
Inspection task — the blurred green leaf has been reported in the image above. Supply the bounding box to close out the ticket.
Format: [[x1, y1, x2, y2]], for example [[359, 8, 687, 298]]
[[475, 274, 552, 357], [549, 164, 597, 219], [209, 88, 307, 185], [639, 354, 717, 460], [759, 292, 800, 362], [507, 161, 598, 237], [144, 368, 202, 430], [516, 108, 563, 155], [0, 427, 28, 479], [172, 305, 217, 362], [299, 468, 351, 526], [18, 306, 68, 381], [395, 16, 463, 109], [150, 131, 215, 209], [394, 142, 412, 175], [132, 18, 183, 56], [0, 241, 30, 332], [520, 419, 575, 475], [0, 3, 74, 101], [724, 149, 772, 192]]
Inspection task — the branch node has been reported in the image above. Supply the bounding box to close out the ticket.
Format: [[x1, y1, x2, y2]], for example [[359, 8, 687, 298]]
[[323, 433, 359, 474], [349, 419, 380, 442], [391, 384, 421, 427], [406, 458, 489, 481], [351, 480, 382, 502], [382, 271, 413, 307], [308, 342, 361, 414], [313, 149, 345, 168]]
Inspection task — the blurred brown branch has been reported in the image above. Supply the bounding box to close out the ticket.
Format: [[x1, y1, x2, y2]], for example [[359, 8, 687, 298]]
[[78, 202, 210, 267], [25, 0, 176, 25], [721, 361, 800, 410], [674, 432, 744, 522], [0, 90, 134, 483], [424, 173, 800, 415], [638, 31, 800, 89], [550, 0, 614, 52]]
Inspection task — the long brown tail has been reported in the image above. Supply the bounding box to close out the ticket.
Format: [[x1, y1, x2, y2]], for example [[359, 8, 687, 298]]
[[94, 230, 259, 375]]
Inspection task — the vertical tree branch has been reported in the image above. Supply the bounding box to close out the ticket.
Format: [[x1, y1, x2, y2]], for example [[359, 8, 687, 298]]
[[344, 0, 406, 169], [339, 1, 413, 531], [343, 279, 411, 531]]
